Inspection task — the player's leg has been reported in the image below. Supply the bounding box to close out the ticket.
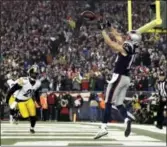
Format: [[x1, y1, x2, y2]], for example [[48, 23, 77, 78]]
[[26, 98, 36, 133], [17, 101, 29, 119], [156, 100, 165, 129], [115, 76, 132, 137], [8, 96, 17, 124], [94, 74, 122, 139]]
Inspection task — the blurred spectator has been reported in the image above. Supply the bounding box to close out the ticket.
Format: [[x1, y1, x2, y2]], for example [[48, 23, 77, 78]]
[[47, 92, 57, 120], [40, 93, 48, 121], [89, 93, 99, 122]]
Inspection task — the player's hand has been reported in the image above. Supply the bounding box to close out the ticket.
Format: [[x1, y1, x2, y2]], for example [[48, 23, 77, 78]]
[[98, 20, 111, 30], [105, 20, 111, 28], [98, 22, 106, 30]]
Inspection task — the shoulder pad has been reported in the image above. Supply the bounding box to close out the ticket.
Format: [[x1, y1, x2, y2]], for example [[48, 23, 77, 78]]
[[16, 77, 28, 86], [123, 41, 134, 54]]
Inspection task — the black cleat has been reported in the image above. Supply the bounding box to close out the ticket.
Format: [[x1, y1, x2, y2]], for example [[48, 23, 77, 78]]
[[125, 120, 131, 137], [30, 129, 35, 134], [156, 124, 163, 129]]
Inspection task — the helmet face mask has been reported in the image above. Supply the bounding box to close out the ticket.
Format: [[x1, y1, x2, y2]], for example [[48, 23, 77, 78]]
[[28, 65, 39, 81]]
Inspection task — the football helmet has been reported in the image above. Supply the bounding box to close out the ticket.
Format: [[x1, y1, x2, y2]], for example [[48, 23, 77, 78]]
[[28, 65, 40, 81], [127, 30, 142, 46]]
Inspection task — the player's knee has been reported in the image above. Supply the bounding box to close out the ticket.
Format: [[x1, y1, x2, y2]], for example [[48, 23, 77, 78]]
[[29, 110, 36, 117], [30, 114, 36, 117], [21, 114, 29, 118]]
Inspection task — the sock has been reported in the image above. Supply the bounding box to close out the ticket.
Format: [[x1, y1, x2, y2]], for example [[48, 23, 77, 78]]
[[10, 109, 15, 116], [124, 118, 129, 124], [117, 105, 128, 121], [102, 103, 112, 124], [10, 115, 13, 120], [30, 116, 36, 128], [101, 123, 107, 129]]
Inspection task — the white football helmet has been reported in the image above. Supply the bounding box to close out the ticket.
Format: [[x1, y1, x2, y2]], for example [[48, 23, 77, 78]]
[[127, 30, 142, 46]]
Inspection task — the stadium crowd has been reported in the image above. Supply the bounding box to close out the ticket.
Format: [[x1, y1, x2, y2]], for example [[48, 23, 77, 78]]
[[0, 1, 167, 124]]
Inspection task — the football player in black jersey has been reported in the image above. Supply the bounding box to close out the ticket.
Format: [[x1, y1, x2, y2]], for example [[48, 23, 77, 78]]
[[94, 24, 142, 139]]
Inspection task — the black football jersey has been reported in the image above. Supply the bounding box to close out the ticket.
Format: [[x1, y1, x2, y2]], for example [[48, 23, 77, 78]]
[[114, 41, 136, 76]]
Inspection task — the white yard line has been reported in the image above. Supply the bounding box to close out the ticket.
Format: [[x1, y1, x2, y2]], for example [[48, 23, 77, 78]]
[[2, 132, 136, 136], [13, 141, 120, 146], [122, 141, 166, 146], [1, 128, 119, 132], [1, 136, 113, 139]]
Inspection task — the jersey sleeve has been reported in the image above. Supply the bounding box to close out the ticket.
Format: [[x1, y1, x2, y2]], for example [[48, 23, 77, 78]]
[[122, 42, 133, 55]]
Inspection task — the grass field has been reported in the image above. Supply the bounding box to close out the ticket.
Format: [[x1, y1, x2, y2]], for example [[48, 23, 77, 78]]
[[1, 121, 166, 146]]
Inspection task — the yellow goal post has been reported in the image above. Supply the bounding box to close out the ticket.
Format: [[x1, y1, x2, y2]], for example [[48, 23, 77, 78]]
[[127, 0, 167, 34]]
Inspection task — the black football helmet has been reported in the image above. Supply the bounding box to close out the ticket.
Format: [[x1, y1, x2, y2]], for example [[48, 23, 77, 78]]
[[28, 65, 40, 81]]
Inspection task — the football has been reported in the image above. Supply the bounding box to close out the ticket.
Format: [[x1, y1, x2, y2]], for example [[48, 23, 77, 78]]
[[80, 10, 97, 21]]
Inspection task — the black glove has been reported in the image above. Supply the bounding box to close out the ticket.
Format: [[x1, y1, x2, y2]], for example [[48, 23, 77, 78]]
[[106, 20, 111, 27], [98, 20, 111, 30], [98, 23, 106, 30]]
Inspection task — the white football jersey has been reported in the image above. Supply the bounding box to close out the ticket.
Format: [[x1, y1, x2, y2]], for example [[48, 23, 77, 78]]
[[15, 77, 41, 100], [7, 79, 19, 97]]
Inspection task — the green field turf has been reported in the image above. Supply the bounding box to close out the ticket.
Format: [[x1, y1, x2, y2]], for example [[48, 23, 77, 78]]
[[1, 121, 166, 146]]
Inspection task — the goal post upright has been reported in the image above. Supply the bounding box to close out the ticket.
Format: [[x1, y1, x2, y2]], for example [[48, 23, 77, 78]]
[[128, 0, 132, 31]]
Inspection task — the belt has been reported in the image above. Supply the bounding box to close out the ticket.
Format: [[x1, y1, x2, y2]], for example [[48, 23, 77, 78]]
[[15, 98, 29, 102]]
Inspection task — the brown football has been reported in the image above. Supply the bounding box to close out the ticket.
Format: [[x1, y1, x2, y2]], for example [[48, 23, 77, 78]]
[[80, 10, 96, 20]]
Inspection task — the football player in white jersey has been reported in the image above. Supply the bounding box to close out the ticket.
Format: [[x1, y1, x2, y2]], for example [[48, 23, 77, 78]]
[[6, 65, 41, 133]]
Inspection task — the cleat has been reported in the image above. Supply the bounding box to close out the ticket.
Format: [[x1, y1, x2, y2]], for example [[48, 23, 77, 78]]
[[13, 113, 19, 125], [156, 124, 163, 129], [30, 129, 35, 134], [13, 118, 18, 125], [94, 128, 108, 140], [125, 120, 131, 137]]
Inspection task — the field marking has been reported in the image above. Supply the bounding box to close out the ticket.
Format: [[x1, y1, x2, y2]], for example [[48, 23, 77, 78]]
[[110, 135, 160, 141], [1, 128, 119, 132], [14, 141, 69, 146], [1, 122, 166, 146], [85, 122, 167, 134], [13, 141, 120, 146], [2, 132, 135, 136], [122, 141, 166, 146]]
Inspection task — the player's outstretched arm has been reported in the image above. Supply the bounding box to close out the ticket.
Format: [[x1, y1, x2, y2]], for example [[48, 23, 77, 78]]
[[110, 27, 124, 44], [102, 30, 127, 56]]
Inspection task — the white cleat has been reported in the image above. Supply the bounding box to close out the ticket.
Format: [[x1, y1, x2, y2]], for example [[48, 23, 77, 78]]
[[94, 128, 108, 140], [124, 119, 131, 137]]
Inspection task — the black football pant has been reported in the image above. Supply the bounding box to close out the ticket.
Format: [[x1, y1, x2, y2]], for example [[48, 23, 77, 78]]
[[156, 100, 166, 127]]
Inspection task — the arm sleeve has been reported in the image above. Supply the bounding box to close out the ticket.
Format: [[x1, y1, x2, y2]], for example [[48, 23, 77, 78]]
[[6, 83, 22, 104]]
